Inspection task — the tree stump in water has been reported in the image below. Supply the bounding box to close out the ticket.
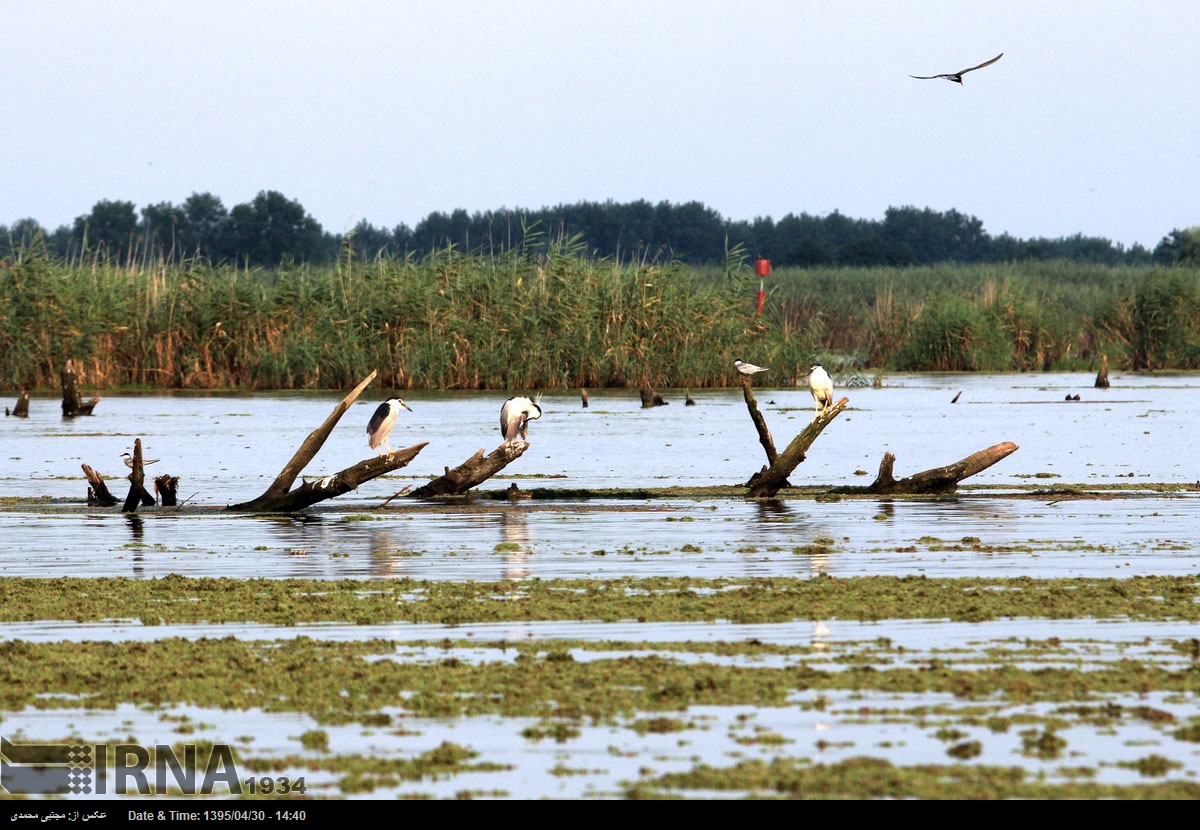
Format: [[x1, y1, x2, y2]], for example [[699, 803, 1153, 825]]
[[581, 389, 589, 408], [154, 474, 181, 506], [82, 463, 119, 507], [121, 439, 157, 512], [1095, 354, 1110, 388], [61, 361, 100, 416], [6, 391, 30, 417], [640, 386, 667, 408]]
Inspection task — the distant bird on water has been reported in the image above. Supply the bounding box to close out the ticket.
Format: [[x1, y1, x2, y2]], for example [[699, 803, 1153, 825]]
[[500, 395, 542, 443], [807, 364, 834, 418], [734, 359, 769, 376], [910, 52, 1003, 84], [367, 396, 412, 456], [121, 452, 159, 468]]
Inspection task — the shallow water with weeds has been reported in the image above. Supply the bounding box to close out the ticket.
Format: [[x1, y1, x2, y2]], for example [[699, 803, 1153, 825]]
[[2, 373, 1199, 799]]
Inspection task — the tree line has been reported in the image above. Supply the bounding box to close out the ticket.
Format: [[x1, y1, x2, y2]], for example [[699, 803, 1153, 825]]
[[4, 191, 1199, 268]]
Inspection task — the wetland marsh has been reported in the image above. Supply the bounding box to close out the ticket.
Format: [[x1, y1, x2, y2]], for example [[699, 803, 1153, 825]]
[[1, 372, 1198, 799]]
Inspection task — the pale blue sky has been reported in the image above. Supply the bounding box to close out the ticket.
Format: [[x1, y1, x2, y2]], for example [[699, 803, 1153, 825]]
[[4, 0, 1198, 249]]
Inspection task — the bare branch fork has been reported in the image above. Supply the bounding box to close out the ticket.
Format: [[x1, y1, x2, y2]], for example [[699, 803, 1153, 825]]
[[228, 371, 427, 511], [746, 396, 850, 498]]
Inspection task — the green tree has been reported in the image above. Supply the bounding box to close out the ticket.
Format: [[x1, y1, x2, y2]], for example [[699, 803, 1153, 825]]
[[73, 199, 139, 262], [227, 191, 324, 265]]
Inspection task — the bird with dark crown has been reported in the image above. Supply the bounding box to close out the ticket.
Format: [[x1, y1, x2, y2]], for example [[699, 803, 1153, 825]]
[[367, 396, 412, 456]]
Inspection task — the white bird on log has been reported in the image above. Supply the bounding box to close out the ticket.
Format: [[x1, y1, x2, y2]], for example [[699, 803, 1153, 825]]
[[500, 395, 542, 443], [367, 396, 412, 456], [734, 359, 769, 376], [909, 52, 1003, 84], [121, 452, 159, 468], [807, 364, 834, 418]]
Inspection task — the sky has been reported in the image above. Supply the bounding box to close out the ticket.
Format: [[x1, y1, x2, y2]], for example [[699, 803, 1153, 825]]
[[4, 0, 1199, 250]]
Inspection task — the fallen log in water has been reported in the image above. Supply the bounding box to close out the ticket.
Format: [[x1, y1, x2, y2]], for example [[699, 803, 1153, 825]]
[[410, 441, 530, 499], [228, 371, 427, 511], [854, 442, 1020, 495]]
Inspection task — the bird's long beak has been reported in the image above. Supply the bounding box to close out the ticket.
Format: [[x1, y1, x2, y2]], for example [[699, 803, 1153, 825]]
[[400, 401, 413, 411]]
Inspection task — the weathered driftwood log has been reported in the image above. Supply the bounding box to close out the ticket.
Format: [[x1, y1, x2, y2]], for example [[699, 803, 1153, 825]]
[[746, 397, 849, 498], [121, 439, 157, 513], [154, 474, 180, 506], [6, 391, 30, 417], [1095, 354, 1110, 388], [61, 360, 100, 417], [640, 386, 667, 408], [852, 442, 1019, 495], [82, 463, 119, 507], [237, 445, 427, 512], [410, 441, 530, 499], [740, 375, 778, 466], [228, 371, 428, 511]]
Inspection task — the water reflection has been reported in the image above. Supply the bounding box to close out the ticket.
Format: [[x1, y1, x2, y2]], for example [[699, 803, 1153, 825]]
[[499, 510, 533, 580]]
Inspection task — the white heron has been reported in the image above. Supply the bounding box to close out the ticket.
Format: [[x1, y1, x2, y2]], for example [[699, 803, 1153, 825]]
[[733, 359, 768, 376], [807, 364, 834, 418], [500, 395, 542, 443], [121, 452, 159, 468], [366, 396, 412, 456]]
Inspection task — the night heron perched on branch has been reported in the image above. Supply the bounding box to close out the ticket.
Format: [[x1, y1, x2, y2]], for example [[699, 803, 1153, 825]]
[[806, 364, 834, 419], [121, 452, 159, 468], [733, 359, 768, 376], [366, 396, 412, 455], [500, 395, 542, 443]]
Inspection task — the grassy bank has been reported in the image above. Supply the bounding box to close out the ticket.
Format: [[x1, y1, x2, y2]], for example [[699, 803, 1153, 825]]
[[3, 241, 1199, 391]]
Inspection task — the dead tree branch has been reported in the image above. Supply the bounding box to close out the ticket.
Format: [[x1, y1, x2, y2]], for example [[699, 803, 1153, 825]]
[[740, 375, 778, 466], [410, 441, 530, 499], [228, 371, 430, 511], [747, 397, 850, 498], [854, 442, 1019, 495]]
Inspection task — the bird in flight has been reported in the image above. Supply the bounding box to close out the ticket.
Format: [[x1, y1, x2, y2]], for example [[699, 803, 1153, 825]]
[[910, 52, 1003, 84]]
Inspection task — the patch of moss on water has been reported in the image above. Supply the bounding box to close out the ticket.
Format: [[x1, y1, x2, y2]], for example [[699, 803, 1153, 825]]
[[627, 756, 1200, 799], [3, 574, 1200, 625], [0, 638, 1198, 720]]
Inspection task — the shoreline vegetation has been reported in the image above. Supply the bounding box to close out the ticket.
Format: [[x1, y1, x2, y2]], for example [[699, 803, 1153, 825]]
[[3, 240, 1199, 393]]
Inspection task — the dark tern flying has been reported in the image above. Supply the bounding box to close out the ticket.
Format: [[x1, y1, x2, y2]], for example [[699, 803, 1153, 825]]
[[910, 52, 1003, 84]]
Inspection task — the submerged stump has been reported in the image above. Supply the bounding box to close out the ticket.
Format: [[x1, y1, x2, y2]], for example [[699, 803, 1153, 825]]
[[61, 360, 100, 417], [82, 463, 119, 507], [6, 391, 30, 418]]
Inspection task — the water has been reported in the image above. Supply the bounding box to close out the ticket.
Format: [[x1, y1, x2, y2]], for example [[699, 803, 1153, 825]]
[[2, 372, 1199, 798]]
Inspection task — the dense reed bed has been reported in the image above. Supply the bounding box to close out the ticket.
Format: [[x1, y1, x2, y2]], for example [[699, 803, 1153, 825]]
[[2, 240, 1198, 391]]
